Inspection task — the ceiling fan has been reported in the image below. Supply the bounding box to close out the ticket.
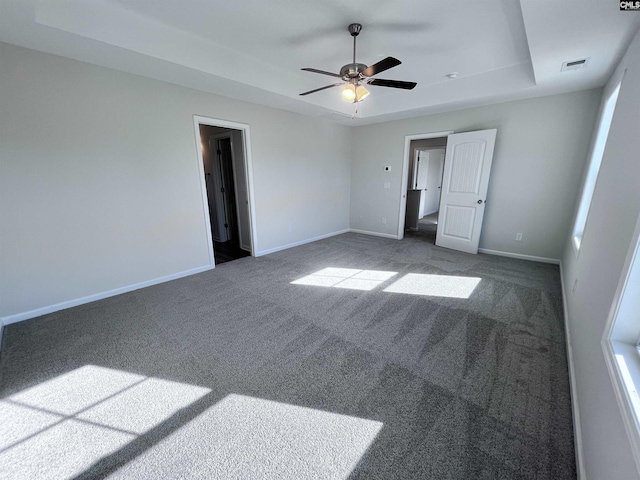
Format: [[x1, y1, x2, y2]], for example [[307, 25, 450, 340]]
[[300, 23, 417, 103]]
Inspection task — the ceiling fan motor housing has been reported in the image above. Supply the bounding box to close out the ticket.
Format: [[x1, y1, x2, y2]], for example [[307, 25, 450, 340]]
[[340, 63, 367, 80]]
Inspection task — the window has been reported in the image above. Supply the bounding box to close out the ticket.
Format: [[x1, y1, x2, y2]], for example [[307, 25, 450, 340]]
[[572, 80, 622, 253], [602, 211, 640, 473]]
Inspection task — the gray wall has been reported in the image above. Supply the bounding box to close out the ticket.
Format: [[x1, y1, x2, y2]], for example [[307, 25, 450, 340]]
[[561, 31, 640, 480], [0, 42, 351, 319], [350, 90, 601, 260]]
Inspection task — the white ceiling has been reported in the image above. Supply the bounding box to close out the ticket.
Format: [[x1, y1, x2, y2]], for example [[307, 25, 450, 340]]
[[1, 0, 638, 126]]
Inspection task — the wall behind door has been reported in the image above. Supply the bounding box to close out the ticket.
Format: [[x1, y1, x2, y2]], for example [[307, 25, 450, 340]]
[[408, 138, 447, 189], [422, 149, 444, 216]]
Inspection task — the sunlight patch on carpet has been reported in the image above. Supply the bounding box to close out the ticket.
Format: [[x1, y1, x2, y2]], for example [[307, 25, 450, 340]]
[[291, 268, 397, 291], [0, 365, 211, 479], [383, 273, 481, 298], [111, 393, 384, 479], [292, 268, 481, 298]]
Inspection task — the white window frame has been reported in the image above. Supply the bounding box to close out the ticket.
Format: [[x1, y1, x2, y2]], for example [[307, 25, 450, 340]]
[[572, 78, 623, 255], [602, 210, 640, 473]]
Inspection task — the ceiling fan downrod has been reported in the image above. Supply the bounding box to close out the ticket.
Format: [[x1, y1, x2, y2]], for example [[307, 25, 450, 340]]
[[349, 23, 362, 66]]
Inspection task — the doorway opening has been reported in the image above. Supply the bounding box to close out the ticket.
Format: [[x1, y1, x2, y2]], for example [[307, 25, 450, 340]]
[[404, 137, 448, 245], [398, 130, 453, 240], [194, 117, 256, 265], [399, 129, 497, 255]]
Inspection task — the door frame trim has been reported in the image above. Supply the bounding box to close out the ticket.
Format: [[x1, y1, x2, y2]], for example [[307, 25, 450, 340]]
[[193, 116, 258, 263], [397, 131, 454, 239]]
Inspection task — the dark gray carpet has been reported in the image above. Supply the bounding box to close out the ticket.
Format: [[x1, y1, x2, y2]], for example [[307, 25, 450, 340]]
[[412, 216, 438, 242], [0, 232, 575, 479]]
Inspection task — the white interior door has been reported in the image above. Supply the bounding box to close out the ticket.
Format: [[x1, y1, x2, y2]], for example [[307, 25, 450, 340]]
[[230, 130, 252, 252], [435, 129, 496, 254]]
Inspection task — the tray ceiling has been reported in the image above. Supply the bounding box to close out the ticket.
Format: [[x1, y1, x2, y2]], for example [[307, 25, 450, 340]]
[[1, 0, 638, 125]]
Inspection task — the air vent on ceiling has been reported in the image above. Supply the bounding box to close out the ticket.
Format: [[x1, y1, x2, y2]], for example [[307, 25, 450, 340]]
[[561, 57, 590, 72]]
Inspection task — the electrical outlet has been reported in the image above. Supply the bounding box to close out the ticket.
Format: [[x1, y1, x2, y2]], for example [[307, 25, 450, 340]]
[[288, 225, 293, 233], [359, 216, 363, 221], [573, 279, 578, 293], [515, 232, 523, 241], [381, 217, 387, 225], [384, 182, 391, 189]]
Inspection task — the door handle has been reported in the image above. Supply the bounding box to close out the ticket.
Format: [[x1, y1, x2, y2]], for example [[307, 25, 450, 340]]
[[477, 199, 483, 204]]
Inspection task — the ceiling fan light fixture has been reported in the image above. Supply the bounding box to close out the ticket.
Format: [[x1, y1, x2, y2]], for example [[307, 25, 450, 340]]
[[355, 84, 370, 102], [341, 83, 370, 103], [341, 84, 356, 102], [300, 23, 416, 100]]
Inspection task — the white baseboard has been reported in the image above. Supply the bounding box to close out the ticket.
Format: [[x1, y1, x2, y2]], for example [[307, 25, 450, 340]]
[[255, 229, 350, 257], [478, 248, 560, 265], [349, 228, 400, 240], [560, 263, 586, 480], [0, 264, 215, 327]]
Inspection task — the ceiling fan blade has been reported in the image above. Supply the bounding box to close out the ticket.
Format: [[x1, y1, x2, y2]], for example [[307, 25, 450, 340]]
[[301, 68, 342, 78], [361, 57, 402, 77], [368, 78, 417, 90], [299, 83, 344, 96]]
